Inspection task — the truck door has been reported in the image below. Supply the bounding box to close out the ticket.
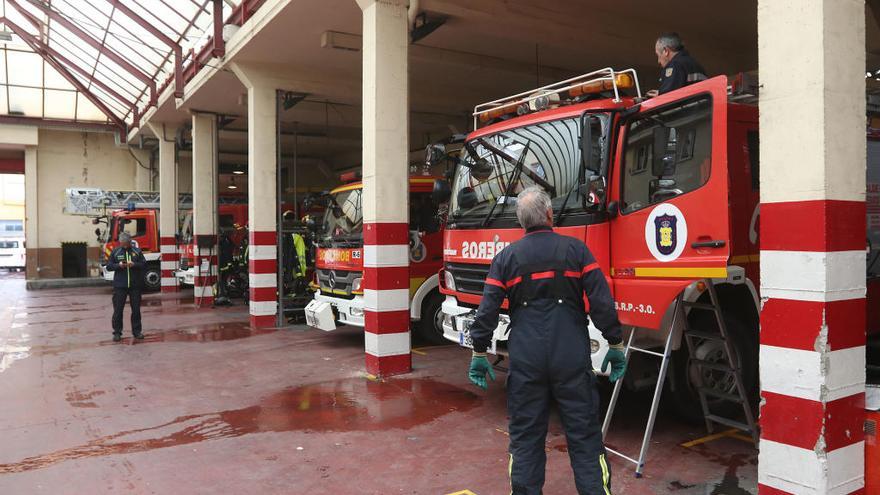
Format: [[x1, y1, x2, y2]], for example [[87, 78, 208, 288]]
[[609, 76, 730, 329]]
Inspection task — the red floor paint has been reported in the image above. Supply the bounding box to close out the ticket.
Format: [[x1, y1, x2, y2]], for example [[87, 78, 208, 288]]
[[0, 271, 757, 494]]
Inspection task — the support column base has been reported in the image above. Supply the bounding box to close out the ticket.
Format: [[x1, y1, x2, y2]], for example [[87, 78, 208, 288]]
[[365, 353, 412, 377], [250, 314, 276, 328]]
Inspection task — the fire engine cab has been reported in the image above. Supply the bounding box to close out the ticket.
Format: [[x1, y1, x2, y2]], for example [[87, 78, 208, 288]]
[[304, 175, 447, 343], [430, 68, 880, 420]]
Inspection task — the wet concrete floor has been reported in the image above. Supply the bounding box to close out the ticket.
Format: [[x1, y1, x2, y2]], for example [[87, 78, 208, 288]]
[[0, 270, 756, 494]]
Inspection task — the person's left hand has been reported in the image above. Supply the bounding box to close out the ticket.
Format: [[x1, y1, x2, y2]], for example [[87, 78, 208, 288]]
[[468, 352, 496, 390], [601, 344, 628, 383]]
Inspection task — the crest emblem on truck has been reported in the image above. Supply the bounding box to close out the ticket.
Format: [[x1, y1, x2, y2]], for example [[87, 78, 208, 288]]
[[654, 214, 677, 255], [644, 203, 688, 262]]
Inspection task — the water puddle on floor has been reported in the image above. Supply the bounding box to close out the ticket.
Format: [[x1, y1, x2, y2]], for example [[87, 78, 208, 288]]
[[0, 335, 30, 373], [0, 378, 480, 474]]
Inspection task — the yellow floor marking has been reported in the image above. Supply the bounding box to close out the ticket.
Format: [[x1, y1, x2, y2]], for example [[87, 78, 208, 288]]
[[411, 348, 427, 356], [680, 428, 756, 448], [445, 490, 478, 495]]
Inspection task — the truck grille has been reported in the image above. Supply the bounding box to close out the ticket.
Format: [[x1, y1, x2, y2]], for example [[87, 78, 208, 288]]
[[316, 269, 360, 298], [446, 262, 490, 295]]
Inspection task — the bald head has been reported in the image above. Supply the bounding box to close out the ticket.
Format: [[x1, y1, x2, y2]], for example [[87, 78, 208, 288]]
[[516, 186, 553, 230]]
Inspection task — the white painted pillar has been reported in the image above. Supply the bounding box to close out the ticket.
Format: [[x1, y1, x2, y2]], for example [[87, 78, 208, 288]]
[[191, 112, 219, 307], [24, 146, 37, 280], [148, 123, 179, 293], [758, 1, 866, 493], [229, 63, 278, 328], [358, 0, 411, 377]]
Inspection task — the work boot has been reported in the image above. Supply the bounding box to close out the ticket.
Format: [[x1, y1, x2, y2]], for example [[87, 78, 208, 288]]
[[112, 334, 122, 342], [133, 333, 145, 340]]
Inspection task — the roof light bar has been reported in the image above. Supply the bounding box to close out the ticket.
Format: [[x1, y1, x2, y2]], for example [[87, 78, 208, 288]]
[[472, 67, 642, 128]]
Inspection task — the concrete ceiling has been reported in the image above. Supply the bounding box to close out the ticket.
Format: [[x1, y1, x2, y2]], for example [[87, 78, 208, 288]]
[[142, 0, 880, 178]]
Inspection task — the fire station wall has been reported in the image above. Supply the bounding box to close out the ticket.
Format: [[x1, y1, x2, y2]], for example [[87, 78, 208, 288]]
[[28, 129, 146, 280]]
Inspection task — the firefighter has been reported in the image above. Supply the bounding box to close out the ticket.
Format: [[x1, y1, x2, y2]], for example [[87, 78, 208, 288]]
[[107, 232, 146, 342], [467, 186, 627, 495], [647, 32, 707, 97], [216, 231, 235, 305]]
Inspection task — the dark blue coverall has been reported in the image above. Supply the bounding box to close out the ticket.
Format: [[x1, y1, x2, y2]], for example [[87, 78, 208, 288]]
[[469, 225, 622, 495], [106, 246, 146, 337], [658, 49, 707, 95]]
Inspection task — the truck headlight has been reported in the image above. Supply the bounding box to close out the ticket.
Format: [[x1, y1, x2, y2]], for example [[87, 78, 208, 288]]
[[444, 270, 456, 291], [350, 306, 364, 317], [352, 277, 362, 292]]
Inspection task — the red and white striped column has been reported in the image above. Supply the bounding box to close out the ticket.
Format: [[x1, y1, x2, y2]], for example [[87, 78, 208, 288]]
[[229, 63, 279, 328], [191, 112, 218, 308], [359, 0, 411, 376], [159, 237, 179, 292], [148, 122, 180, 293], [249, 231, 277, 328], [758, 2, 866, 493]]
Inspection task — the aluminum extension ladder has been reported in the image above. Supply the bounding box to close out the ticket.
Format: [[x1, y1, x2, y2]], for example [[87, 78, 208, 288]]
[[601, 279, 757, 477]]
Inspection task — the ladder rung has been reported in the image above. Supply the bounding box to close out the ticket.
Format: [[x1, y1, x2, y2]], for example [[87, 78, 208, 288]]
[[685, 330, 725, 341], [705, 414, 753, 433], [698, 387, 744, 403], [682, 301, 717, 311], [690, 358, 735, 372]]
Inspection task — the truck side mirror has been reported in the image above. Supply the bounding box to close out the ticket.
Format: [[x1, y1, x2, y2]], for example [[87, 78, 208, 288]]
[[458, 187, 478, 208], [584, 174, 606, 209], [432, 179, 452, 204], [425, 143, 446, 166], [652, 126, 673, 176]]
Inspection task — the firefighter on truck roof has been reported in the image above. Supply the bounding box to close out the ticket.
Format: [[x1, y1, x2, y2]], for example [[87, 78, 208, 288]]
[[466, 186, 627, 495], [648, 32, 707, 97]]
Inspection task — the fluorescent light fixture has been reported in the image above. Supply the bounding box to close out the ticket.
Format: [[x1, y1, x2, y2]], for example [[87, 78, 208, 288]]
[[232, 170, 244, 175]]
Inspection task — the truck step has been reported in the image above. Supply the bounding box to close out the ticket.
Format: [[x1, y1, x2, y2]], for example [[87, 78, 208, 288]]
[[698, 387, 744, 403], [685, 330, 725, 341], [705, 414, 753, 433], [681, 301, 717, 312], [689, 358, 736, 373]]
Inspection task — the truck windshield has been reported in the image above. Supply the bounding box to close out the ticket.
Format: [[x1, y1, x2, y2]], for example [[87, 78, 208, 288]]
[[449, 115, 605, 228], [319, 187, 363, 246]]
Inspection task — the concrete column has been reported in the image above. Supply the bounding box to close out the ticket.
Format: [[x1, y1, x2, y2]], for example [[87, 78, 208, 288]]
[[358, 0, 411, 377], [148, 123, 179, 293], [229, 63, 278, 328], [24, 146, 38, 280], [758, 1, 866, 493], [191, 113, 219, 307]]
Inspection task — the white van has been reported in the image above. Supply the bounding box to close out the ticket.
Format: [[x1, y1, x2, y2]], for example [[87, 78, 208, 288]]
[[0, 237, 26, 271]]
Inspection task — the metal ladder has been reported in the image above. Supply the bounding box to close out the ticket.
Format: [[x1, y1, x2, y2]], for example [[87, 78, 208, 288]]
[[601, 293, 681, 477], [681, 280, 759, 444]]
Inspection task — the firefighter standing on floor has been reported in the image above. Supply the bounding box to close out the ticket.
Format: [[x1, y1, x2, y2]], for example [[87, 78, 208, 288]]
[[647, 32, 707, 97], [467, 186, 627, 495], [107, 232, 146, 342]]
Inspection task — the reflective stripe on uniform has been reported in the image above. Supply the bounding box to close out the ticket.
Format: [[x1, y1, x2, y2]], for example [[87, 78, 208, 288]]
[[485, 277, 505, 288], [687, 72, 708, 82], [508, 453, 514, 495], [600, 453, 611, 495]]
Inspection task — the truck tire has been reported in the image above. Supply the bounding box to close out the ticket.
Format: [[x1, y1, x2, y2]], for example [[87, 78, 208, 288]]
[[416, 292, 447, 345], [669, 310, 758, 423], [143, 263, 162, 292]]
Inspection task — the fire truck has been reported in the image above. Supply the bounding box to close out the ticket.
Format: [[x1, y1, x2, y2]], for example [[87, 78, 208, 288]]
[[430, 69, 880, 427], [64, 189, 247, 291], [304, 175, 448, 343]]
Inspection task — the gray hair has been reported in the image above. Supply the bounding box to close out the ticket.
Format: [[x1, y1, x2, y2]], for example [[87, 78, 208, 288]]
[[119, 232, 132, 243], [516, 186, 552, 229], [656, 32, 684, 52]]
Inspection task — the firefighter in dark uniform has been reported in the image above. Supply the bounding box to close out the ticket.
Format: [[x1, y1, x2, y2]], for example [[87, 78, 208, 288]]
[[107, 232, 146, 341], [467, 186, 627, 495], [648, 32, 707, 96]]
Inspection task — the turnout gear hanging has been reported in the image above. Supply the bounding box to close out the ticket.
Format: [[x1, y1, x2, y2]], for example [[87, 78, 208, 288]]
[[468, 225, 622, 495]]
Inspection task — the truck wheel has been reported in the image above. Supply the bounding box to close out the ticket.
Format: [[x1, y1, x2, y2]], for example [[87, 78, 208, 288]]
[[143, 264, 162, 292], [670, 310, 758, 423], [416, 292, 447, 345]]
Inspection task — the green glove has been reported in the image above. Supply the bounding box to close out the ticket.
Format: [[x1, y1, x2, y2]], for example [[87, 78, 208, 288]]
[[601, 344, 628, 383], [468, 352, 496, 390]]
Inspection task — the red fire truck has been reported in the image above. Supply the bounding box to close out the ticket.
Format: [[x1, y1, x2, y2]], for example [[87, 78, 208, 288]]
[[101, 204, 248, 290], [432, 69, 880, 417], [304, 175, 447, 343]]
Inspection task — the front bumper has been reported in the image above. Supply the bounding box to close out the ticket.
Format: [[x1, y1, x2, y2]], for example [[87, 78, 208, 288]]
[[304, 291, 366, 330], [175, 268, 194, 286], [440, 295, 612, 373]]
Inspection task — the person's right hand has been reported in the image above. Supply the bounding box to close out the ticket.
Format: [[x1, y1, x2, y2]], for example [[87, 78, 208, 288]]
[[468, 352, 496, 390]]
